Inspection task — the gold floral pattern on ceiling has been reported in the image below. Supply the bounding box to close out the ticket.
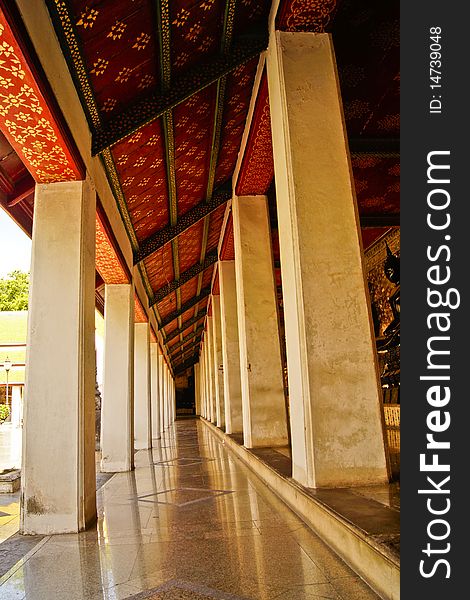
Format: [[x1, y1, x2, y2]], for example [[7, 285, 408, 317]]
[[0, 15, 82, 183], [95, 216, 129, 285], [236, 74, 273, 195], [283, 0, 337, 32], [134, 294, 148, 323]]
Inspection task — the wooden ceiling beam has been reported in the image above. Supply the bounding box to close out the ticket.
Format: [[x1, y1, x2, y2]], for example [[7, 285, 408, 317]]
[[134, 183, 231, 264], [172, 341, 201, 362], [169, 327, 204, 355], [150, 249, 218, 305], [91, 32, 268, 155], [173, 355, 199, 375], [164, 311, 207, 343], [158, 286, 211, 329], [7, 184, 35, 207], [0, 164, 15, 195]]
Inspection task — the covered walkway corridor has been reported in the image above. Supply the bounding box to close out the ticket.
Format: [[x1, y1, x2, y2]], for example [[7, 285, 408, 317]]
[[0, 419, 379, 600], [0, 0, 399, 598]]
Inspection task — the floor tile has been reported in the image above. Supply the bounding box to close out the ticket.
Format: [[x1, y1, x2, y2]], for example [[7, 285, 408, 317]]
[[0, 420, 381, 600]]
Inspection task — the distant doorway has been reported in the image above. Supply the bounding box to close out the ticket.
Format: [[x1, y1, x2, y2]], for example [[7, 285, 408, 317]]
[[175, 367, 195, 416]]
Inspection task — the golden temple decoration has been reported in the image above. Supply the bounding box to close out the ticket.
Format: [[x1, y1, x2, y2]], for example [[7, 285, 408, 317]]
[[133, 33, 151, 51], [108, 20, 127, 41], [0, 14, 82, 183], [76, 7, 98, 29]]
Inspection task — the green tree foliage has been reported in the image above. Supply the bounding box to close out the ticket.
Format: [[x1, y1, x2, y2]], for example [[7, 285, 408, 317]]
[[0, 404, 10, 423], [0, 270, 29, 311]]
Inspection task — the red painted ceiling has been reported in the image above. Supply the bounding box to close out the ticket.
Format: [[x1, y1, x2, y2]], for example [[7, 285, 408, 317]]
[[1, 0, 399, 371]]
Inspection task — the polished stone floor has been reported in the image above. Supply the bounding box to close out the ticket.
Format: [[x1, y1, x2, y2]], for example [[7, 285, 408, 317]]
[[0, 420, 380, 599]]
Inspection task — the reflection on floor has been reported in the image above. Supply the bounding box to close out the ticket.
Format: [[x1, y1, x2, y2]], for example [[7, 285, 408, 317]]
[[0, 420, 380, 599], [229, 432, 400, 562]]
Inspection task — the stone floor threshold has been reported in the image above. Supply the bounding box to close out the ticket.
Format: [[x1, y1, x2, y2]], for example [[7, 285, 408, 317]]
[[202, 418, 400, 600]]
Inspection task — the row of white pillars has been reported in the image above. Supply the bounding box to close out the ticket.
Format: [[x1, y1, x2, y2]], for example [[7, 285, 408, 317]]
[[197, 31, 388, 490], [100, 297, 174, 473], [21, 179, 176, 534], [20, 30, 388, 537]]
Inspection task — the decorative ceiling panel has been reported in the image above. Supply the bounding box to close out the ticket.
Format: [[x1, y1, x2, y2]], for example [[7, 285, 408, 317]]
[[0, 7, 84, 183], [168, 336, 180, 350], [233, 0, 270, 35], [163, 320, 179, 336], [176, 221, 205, 272], [352, 156, 399, 217], [134, 293, 148, 323], [201, 267, 214, 289], [361, 81, 399, 138], [144, 244, 174, 291], [182, 324, 197, 338], [276, 0, 339, 32], [180, 278, 200, 305], [95, 215, 129, 284], [236, 70, 273, 195], [111, 118, 169, 241], [173, 87, 217, 215], [169, 0, 224, 76], [214, 58, 258, 187], [44, 0, 294, 369], [163, 307, 199, 337], [220, 213, 235, 260], [173, 337, 197, 354], [332, 1, 399, 139], [205, 203, 226, 252], [156, 291, 179, 321], [70, 0, 157, 116], [181, 307, 200, 325]]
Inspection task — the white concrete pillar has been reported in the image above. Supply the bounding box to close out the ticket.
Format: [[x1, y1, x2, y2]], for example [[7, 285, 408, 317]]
[[233, 194, 288, 448], [194, 363, 201, 416], [171, 376, 174, 419], [161, 362, 167, 428], [200, 343, 206, 418], [211, 296, 225, 429], [170, 376, 175, 422], [167, 368, 171, 424], [101, 284, 134, 473], [206, 315, 216, 423], [202, 346, 208, 418], [219, 261, 243, 434], [21, 179, 96, 534], [167, 370, 173, 424], [134, 322, 151, 450], [158, 352, 165, 433], [163, 363, 170, 427], [200, 344, 207, 418], [11, 386, 22, 428], [150, 342, 161, 441], [267, 31, 388, 487]]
